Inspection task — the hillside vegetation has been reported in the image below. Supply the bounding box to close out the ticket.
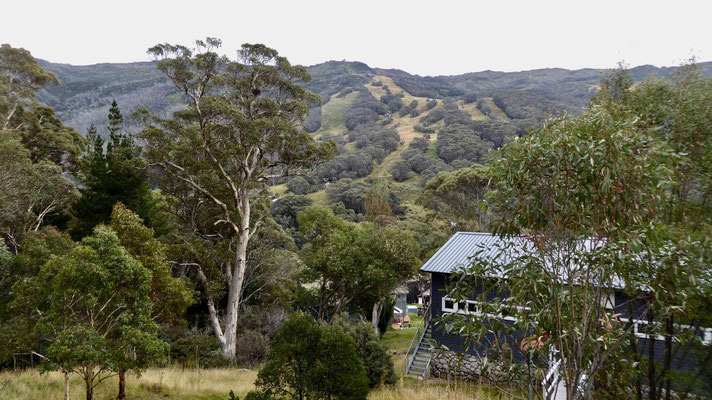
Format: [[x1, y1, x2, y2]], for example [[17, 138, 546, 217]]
[[34, 58, 712, 227]]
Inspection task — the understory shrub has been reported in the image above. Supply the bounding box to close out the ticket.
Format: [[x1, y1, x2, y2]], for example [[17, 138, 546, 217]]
[[332, 315, 397, 388]]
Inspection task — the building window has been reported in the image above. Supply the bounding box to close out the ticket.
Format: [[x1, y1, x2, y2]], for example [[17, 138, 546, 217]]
[[466, 301, 478, 313], [443, 298, 455, 312]]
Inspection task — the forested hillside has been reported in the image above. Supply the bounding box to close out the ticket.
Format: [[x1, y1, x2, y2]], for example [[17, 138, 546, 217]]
[[35, 59, 712, 225], [37, 58, 712, 136]]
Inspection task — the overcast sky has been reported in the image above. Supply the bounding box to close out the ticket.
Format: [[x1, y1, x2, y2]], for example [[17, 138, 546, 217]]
[[2, 0, 710, 76]]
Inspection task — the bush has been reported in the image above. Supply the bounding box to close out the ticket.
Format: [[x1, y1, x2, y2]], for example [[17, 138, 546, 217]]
[[332, 315, 397, 388], [477, 99, 492, 116], [286, 176, 312, 195], [302, 107, 322, 133], [315, 152, 375, 181], [271, 195, 314, 230], [234, 329, 270, 366], [413, 124, 435, 134], [389, 161, 411, 182], [327, 179, 404, 215], [402, 150, 435, 174], [345, 107, 378, 131], [463, 93, 478, 104], [380, 117, 393, 126], [436, 123, 494, 164], [371, 80, 383, 87], [423, 99, 437, 111], [326, 179, 370, 213], [347, 123, 399, 155], [419, 108, 446, 126], [336, 87, 354, 98], [163, 328, 231, 368], [254, 312, 369, 400]]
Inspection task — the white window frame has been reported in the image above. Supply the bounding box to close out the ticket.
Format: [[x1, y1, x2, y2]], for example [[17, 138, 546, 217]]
[[442, 297, 531, 322], [619, 317, 712, 345], [442, 297, 457, 313]]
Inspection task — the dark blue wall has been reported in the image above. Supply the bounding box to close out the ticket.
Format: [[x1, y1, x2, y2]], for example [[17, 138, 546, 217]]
[[428, 271, 711, 379]]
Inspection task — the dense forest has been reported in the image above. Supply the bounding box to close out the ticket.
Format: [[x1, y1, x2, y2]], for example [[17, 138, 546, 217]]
[[1, 38, 712, 400]]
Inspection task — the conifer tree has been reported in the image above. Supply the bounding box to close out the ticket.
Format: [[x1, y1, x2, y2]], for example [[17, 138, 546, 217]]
[[70, 101, 158, 239]]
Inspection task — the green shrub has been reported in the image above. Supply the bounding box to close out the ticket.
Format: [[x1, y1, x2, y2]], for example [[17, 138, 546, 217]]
[[389, 161, 412, 182], [164, 331, 230, 368], [332, 315, 397, 387], [286, 176, 312, 195], [254, 312, 369, 400]]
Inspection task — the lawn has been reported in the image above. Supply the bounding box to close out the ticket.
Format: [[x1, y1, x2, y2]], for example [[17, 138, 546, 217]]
[[381, 313, 423, 353]]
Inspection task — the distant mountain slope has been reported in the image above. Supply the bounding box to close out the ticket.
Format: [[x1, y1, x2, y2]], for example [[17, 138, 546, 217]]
[[35, 58, 712, 137], [33, 57, 712, 222], [35, 60, 180, 135]]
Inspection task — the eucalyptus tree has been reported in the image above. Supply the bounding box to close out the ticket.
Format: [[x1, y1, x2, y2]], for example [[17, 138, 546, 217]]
[[109, 203, 193, 399], [443, 104, 675, 399], [0, 131, 78, 252], [0, 44, 84, 170], [593, 62, 712, 400], [139, 38, 335, 358], [0, 44, 58, 130], [297, 205, 419, 329]]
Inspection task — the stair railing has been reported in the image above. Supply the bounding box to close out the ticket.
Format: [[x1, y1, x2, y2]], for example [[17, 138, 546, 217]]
[[405, 303, 431, 375]]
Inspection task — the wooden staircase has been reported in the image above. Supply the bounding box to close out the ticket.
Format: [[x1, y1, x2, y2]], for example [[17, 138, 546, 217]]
[[405, 305, 432, 379]]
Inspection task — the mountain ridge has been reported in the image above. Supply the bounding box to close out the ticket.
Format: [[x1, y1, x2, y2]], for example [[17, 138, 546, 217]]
[[34, 58, 712, 137]]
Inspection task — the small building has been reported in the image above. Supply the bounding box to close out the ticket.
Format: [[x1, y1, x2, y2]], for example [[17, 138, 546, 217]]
[[405, 232, 712, 391]]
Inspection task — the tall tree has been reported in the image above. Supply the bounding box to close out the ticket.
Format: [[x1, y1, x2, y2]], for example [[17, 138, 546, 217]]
[[594, 62, 712, 399], [140, 38, 335, 358], [107, 99, 123, 138], [443, 103, 675, 399], [298, 206, 419, 329]]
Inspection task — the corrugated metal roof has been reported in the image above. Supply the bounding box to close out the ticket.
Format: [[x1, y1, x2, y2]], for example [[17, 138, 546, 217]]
[[420, 232, 526, 274], [420, 232, 624, 288]]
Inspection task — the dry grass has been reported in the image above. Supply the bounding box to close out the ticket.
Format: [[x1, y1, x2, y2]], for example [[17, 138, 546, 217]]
[[459, 100, 488, 120], [480, 98, 510, 121], [0, 368, 257, 400], [370, 378, 495, 400], [307, 189, 328, 204], [271, 183, 288, 197], [0, 366, 497, 400]]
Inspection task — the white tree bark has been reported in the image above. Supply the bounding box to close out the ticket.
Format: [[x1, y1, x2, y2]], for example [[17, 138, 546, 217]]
[[372, 301, 383, 336]]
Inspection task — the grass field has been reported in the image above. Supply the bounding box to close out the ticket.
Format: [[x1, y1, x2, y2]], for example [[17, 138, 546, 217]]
[[0, 310, 497, 400], [381, 313, 423, 353], [0, 368, 257, 400], [0, 366, 495, 400], [480, 98, 510, 121], [317, 91, 358, 135]]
